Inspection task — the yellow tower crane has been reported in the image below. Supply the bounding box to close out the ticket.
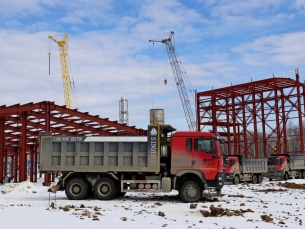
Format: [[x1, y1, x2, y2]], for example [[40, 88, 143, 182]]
[[48, 34, 73, 109]]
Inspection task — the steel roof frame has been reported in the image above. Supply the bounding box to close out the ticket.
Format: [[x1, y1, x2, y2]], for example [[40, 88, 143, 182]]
[[0, 101, 147, 183]]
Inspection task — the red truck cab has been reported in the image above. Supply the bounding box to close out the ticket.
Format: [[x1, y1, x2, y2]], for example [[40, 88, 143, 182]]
[[223, 156, 239, 174], [170, 131, 224, 194], [267, 155, 289, 180]]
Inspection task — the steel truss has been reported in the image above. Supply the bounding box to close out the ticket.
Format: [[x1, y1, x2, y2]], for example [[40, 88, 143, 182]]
[[0, 101, 147, 184], [197, 70, 305, 158]]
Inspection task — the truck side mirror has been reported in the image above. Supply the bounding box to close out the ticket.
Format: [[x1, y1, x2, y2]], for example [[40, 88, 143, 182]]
[[219, 138, 225, 144]]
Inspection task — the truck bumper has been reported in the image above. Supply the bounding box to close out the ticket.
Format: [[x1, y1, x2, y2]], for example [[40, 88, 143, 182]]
[[224, 173, 233, 182], [267, 171, 283, 179]]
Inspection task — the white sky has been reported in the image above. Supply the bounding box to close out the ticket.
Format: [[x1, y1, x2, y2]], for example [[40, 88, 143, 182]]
[[1, 0, 305, 131], [1, 178, 304, 228]]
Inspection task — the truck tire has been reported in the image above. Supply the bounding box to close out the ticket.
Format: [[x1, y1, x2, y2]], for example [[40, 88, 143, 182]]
[[257, 174, 263, 184], [283, 172, 288, 181], [233, 175, 240, 185], [269, 177, 273, 181], [179, 180, 202, 203], [94, 178, 116, 200], [302, 171, 305, 179], [252, 175, 258, 184], [65, 177, 88, 200], [298, 170, 302, 179]]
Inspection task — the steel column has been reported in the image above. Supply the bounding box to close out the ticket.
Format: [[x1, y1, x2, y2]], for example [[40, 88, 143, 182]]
[[226, 98, 231, 154], [34, 146, 37, 182], [296, 70, 304, 152], [19, 111, 28, 182], [0, 117, 4, 183], [44, 102, 51, 186], [231, 87, 237, 155], [260, 92, 267, 157], [4, 150, 7, 179], [280, 88, 287, 153], [251, 89, 258, 158], [14, 148, 18, 182]]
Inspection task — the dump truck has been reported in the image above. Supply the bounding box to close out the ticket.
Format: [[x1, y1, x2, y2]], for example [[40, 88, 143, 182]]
[[222, 155, 267, 184], [39, 124, 225, 203], [267, 153, 305, 180]]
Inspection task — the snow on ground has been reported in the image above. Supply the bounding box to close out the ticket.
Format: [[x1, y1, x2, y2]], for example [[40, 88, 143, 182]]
[[1, 178, 305, 229]]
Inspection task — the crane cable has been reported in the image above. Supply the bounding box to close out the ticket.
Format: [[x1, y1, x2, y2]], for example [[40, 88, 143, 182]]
[[66, 37, 79, 109], [48, 39, 51, 75], [150, 41, 155, 109], [163, 44, 167, 85]]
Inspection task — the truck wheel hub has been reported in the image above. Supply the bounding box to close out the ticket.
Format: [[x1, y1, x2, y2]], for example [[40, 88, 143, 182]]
[[100, 184, 110, 194], [186, 186, 197, 198], [71, 185, 81, 195]]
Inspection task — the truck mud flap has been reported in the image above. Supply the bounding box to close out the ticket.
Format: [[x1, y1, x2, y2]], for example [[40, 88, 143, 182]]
[[216, 173, 224, 190]]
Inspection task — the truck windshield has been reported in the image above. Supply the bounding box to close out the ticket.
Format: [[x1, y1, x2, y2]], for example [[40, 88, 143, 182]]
[[194, 138, 216, 154], [268, 157, 279, 165], [223, 157, 228, 166]]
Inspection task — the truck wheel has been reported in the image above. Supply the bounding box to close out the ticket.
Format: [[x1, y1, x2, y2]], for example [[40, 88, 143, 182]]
[[269, 177, 273, 181], [180, 180, 202, 203], [65, 177, 88, 200], [233, 175, 240, 185], [298, 170, 302, 179], [252, 175, 258, 184], [94, 178, 116, 200], [257, 174, 263, 184], [283, 172, 288, 181]]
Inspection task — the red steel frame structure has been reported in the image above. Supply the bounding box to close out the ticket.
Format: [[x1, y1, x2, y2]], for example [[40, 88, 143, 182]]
[[197, 70, 305, 159], [0, 101, 147, 184]]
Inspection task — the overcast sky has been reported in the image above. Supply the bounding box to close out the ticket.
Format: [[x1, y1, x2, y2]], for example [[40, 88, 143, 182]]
[[1, 0, 305, 131]]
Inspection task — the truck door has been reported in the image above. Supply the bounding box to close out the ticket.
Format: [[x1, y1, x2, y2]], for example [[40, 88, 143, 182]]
[[279, 156, 288, 171], [191, 137, 218, 180], [171, 137, 193, 174], [229, 158, 239, 173]]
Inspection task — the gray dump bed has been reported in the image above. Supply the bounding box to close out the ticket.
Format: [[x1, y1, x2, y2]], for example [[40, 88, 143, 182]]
[[242, 158, 268, 173], [288, 154, 305, 170], [39, 129, 160, 173]]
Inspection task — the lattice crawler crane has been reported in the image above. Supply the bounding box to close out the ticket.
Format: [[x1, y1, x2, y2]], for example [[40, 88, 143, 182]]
[[149, 31, 196, 131], [48, 34, 73, 109]]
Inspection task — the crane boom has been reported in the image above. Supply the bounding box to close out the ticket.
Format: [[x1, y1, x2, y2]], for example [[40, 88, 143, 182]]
[[48, 34, 73, 109], [150, 31, 197, 131]]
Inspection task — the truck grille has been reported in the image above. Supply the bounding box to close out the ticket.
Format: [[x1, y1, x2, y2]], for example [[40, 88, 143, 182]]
[[268, 167, 277, 172]]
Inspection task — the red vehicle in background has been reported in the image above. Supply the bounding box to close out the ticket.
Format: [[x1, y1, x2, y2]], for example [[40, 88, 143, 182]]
[[223, 155, 267, 184], [267, 154, 305, 180]]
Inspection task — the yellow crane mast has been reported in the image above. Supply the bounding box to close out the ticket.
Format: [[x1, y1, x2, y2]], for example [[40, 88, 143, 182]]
[[48, 34, 73, 109]]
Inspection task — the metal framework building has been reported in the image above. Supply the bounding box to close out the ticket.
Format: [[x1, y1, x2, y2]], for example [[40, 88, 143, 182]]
[[197, 70, 305, 158], [0, 101, 147, 184]]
